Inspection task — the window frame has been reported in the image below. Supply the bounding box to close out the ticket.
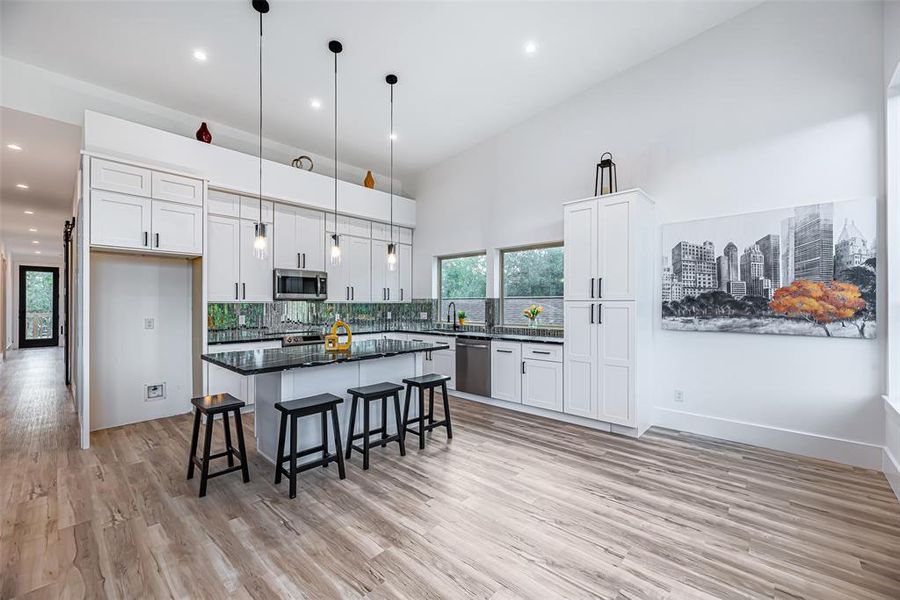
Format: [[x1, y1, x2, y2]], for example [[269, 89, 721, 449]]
[[437, 251, 489, 324], [499, 242, 564, 328]]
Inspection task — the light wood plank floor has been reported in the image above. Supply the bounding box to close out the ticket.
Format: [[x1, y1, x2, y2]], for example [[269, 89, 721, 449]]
[[2, 348, 899, 599]]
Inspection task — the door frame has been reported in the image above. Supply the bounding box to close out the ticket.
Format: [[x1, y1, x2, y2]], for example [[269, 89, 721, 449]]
[[18, 265, 60, 348]]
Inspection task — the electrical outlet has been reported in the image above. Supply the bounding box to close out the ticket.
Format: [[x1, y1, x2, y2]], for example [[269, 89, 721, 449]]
[[674, 389, 684, 403], [387, 311, 392, 320], [420, 312, 428, 320], [144, 318, 155, 330], [145, 383, 166, 401], [239, 315, 246, 326]]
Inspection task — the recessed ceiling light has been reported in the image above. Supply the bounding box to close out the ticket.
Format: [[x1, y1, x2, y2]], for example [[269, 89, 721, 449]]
[[28, 228, 37, 232], [32, 240, 39, 244], [16, 183, 29, 189], [23, 210, 34, 215], [310, 98, 322, 110], [524, 41, 538, 55], [35, 251, 41, 255], [6, 143, 22, 151], [389, 132, 398, 141], [193, 49, 208, 62]]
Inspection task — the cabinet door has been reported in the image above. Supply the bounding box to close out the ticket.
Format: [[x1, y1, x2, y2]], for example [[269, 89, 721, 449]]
[[347, 236, 372, 302], [207, 215, 241, 301], [325, 233, 349, 301], [563, 200, 598, 301], [431, 349, 456, 390], [398, 243, 412, 303], [371, 240, 388, 302], [90, 159, 151, 197], [563, 302, 597, 418], [207, 189, 241, 217], [273, 204, 300, 269], [151, 172, 203, 206], [239, 218, 273, 302], [597, 198, 633, 300], [297, 207, 325, 271], [522, 359, 563, 412], [151, 200, 202, 254], [491, 341, 522, 403], [240, 196, 274, 223], [91, 190, 152, 249], [597, 302, 634, 426]]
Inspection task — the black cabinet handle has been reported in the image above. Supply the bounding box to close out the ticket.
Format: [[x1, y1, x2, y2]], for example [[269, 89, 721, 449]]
[[351, 286, 355, 301], [346, 286, 350, 301], [400, 289, 404, 301], [143, 231, 148, 247], [155, 233, 160, 248], [590, 304, 594, 324], [521, 361, 526, 374], [590, 277, 595, 298], [496, 349, 513, 354], [242, 283, 246, 300], [297, 253, 302, 268], [235, 282, 239, 300], [533, 350, 551, 355], [387, 288, 390, 301], [598, 277, 603, 298], [302, 253, 306, 269], [598, 303, 602, 324]]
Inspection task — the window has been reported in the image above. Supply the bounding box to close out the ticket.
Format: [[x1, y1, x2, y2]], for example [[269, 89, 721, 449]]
[[439, 253, 487, 323], [501, 244, 564, 327]]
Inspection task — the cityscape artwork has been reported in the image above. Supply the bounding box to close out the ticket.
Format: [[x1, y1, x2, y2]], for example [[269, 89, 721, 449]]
[[661, 198, 876, 339]]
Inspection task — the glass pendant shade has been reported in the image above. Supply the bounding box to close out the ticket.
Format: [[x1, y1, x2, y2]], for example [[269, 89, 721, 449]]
[[253, 221, 268, 260], [387, 242, 397, 271], [330, 234, 342, 266]]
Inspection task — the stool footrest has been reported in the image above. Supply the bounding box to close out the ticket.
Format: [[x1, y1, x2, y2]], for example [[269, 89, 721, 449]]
[[278, 454, 340, 476], [276, 445, 326, 464], [404, 420, 449, 437], [351, 427, 389, 440], [205, 464, 246, 479], [350, 434, 401, 454]]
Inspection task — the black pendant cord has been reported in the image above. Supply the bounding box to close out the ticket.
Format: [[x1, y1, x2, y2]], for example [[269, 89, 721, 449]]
[[333, 49, 338, 224], [389, 82, 394, 244], [258, 10, 263, 224]]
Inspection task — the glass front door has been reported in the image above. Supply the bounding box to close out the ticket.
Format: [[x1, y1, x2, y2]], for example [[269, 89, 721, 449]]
[[19, 266, 59, 348]]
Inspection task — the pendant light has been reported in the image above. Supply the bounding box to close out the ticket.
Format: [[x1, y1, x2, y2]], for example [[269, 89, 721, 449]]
[[386, 74, 398, 271], [252, 0, 269, 260], [329, 40, 343, 266]]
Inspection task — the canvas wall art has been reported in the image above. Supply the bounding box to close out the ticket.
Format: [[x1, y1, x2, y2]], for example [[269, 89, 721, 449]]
[[661, 198, 876, 339]]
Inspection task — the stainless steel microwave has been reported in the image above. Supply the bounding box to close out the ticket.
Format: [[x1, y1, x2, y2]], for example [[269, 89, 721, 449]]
[[273, 269, 328, 301]]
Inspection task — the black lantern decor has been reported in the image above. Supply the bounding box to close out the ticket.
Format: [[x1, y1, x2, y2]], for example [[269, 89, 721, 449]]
[[593, 152, 617, 196]]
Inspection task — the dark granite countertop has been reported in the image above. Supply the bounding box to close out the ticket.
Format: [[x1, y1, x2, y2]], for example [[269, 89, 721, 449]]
[[202, 339, 450, 376], [208, 327, 563, 346]]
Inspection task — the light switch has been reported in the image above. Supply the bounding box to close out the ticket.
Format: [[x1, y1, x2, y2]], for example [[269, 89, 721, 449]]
[[144, 318, 155, 330]]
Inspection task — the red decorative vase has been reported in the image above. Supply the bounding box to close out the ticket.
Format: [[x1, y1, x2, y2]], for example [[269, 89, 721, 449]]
[[195, 122, 212, 143]]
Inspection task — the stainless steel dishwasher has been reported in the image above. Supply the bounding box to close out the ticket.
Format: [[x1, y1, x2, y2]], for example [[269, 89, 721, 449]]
[[455, 338, 491, 396]]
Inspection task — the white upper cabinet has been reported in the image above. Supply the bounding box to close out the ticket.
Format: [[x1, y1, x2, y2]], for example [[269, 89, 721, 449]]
[[207, 215, 241, 302], [208, 189, 241, 217], [91, 190, 152, 249], [239, 218, 274, 301], [597, 198, 633, 300], [240, 196, 274, 223], [91, 159, 151, 197], [151, 200, 203, 254], [398, 243, 412, 302], [347, 236, 372, 302], [325, 233, 349, 302], [151, 171, 203, 206], [325, 213, 371, 238], [563, 200, 598, 301], [491, 341, 522, 403], [372, 223, 413, 244], [372, 240, 400, 302], [274, 204, 325, 271]]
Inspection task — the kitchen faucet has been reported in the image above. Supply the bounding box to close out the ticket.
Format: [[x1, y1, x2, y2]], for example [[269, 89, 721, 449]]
[[447, 301, 458, 331]]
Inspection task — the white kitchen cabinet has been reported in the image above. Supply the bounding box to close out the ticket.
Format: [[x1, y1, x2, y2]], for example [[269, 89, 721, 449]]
[[326, 233, 372, 302], [239, 218, 274, 301], [562, 188, 653, 430], [274, 204, 325, 271], [325, 213, 371, 238], [491, 341, 522, 403], [91, 190, 152, 250], [151, 171, 203, 206], [522, 359, 563, 412], [325, 233, 349, 302], [90, 158, 151, 197], [240, 196, 274, 223], [371, 223, 413, 244], [398, 243, 412, 302], [563, 302, 598, 419], [208, 189, 241, 217], [207, 215, 241, 301], [409, 334, 455, 390], [372, 239, 400, 302], [150, 200, 203, 254]]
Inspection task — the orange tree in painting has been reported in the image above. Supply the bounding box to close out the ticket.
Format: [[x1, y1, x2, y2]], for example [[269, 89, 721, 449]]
[[769, 280, 865, 337]]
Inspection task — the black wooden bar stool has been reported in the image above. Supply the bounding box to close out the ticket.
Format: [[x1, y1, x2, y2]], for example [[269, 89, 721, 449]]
[[401, 374, 453, 449], [274, 393, 346, 499], [187, 393, 250, 497], [345, 382, 406, 470]]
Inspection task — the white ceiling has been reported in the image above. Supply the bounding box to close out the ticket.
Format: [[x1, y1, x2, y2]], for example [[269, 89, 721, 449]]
[[0, 108, 81, 261], [0, 1, 757, 179]]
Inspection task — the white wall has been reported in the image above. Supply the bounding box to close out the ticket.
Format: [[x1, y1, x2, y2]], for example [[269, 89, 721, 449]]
[[89, 252, 192, 430], [411, 2, 885, 466]]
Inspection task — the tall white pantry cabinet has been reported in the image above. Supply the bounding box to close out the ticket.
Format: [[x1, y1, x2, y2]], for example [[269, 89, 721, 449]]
[[562, 189, 654, 434]]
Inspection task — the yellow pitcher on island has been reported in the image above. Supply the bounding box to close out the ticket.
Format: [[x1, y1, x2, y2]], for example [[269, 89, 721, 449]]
[[324, 320, 352, 351]]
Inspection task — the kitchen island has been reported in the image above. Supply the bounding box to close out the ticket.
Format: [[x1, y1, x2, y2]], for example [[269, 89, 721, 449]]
[[201, 339, 450, 464]]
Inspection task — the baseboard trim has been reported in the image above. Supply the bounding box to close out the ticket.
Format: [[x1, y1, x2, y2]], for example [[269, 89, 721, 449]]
[[884, 446, 900, 502], [654, 407, 883, 470]]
